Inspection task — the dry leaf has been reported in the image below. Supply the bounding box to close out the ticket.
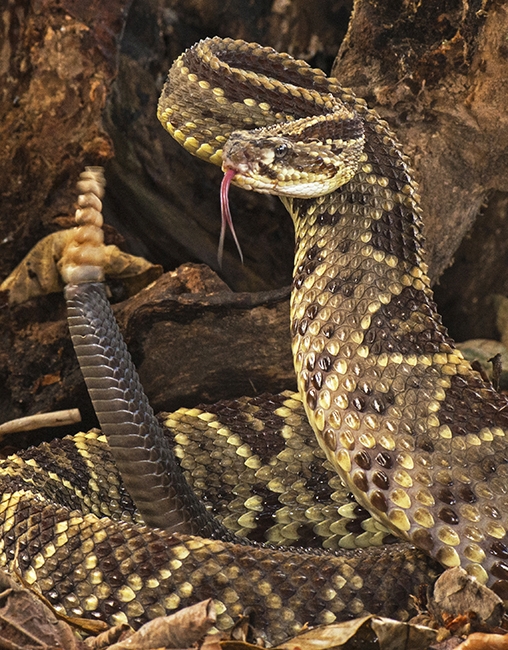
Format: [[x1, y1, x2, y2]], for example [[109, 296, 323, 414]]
[[454, 631, 508, 649], [0, 568, 83, 649], [84, 622, 132, 649], [107, 599, 216, 650], [429, 567, 503, 629], [276, 615, 437, 650], [0, 231, 162, 305]]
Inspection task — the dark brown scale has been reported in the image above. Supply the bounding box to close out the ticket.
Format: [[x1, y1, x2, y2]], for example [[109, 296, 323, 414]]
[[372, 397, 386, 413], [311, 371, 323, 389], [306, 304, 319, 319], [483, 505, 502, 520], [306, 244, 320, 260], [327, 279, 341, 294], [353, 503, 369, 518], [412, 529, 435, 552], [372, 470, 390, 490], [491, 580, 508, 599], [322, 324, 335, 338], [352, 395, 365, 411], [490, 541, 508, 559], [103, 598, 122, 616], [298, 318, 309, 335], [456, 485, 478, 504], [416, 437, 434, 453], [352, 470, 368, 492], [438, 507, 459, 525], [345, 517, 365, 535], [323, 428, 337, 451], [375, 452, 394, 469], [481, 457, 497, 474], [307, 389, 317, 410], [360, 382, 372, 394], [318, 354, 332, 371], [354, 451, 372, 470], [491, 561, 508, 581], [437, 487, 456, 506], [370, 490, 388, 513]]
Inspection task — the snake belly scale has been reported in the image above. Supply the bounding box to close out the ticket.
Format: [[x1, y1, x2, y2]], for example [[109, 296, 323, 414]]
[[0, 37, 507, 645]]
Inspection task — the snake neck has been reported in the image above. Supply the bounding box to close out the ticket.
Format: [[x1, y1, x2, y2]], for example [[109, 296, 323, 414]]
[[286, 119, 508, 585]]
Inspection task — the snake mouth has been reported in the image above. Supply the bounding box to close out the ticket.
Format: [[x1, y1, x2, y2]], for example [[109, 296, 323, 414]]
[[219, 168, 244, 267]]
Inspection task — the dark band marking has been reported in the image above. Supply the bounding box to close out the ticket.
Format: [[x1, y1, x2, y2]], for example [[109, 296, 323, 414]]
[[363, 122, 414, 194], [363, 286, 452, 356], [200, 394, 287, 463], [181, 48, 330, 120], [292, 240, 327, 292], [215, 43, 320, 90], [283, 116, 364, 144], [304, 460, 336, 504], [21, 438, 93, 494], [369, 205, 420, 265], [246, 484, 282, 544], [438, 373, 508, 437]]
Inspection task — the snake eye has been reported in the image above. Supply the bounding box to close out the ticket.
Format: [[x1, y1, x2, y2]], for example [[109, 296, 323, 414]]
[[274, 143, 289, 158]]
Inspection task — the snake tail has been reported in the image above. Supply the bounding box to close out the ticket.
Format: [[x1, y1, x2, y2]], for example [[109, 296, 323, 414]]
[[62, 169, 232, 539]]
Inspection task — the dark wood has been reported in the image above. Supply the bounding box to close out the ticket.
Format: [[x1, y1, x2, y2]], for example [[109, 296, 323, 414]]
[[0, 264, 294, 443]]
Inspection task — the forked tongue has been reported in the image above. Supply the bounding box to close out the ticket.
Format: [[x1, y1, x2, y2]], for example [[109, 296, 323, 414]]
[[219, 168, 244, 267]]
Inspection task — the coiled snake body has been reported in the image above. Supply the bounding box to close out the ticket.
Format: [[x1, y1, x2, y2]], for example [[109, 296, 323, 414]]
[[3, 37, 508, 644]]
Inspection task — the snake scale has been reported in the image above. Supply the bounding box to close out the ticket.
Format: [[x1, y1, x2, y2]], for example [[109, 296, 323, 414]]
[[2, 37, 508, 644]]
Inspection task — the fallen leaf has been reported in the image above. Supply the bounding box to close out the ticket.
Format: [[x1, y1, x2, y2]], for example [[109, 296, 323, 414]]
[[107, 599, 216, 650], [276, 615, 437, 650], [429, 567, 503, 630], [0, 231, 162, 305], [0, 568, 84, 649], [453, 631, 508, 649]]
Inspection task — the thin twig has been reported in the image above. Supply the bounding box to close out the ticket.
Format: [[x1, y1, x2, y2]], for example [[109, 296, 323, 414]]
[[0, 409, 81, 435]]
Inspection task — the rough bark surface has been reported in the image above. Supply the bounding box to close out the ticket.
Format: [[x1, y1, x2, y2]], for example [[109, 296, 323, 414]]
[[0, 0, 507, 436], [334, 0, 508, 339]]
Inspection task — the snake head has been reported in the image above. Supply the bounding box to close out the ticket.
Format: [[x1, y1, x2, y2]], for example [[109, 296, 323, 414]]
[[221, 112, 365, 199]]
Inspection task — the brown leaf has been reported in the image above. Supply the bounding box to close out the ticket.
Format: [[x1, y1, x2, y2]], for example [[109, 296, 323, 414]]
[[0, 568, 83, 650], [276, 615, 437, 650], [0, 231, 162, 306], [83, 622, 132, 649], [107, 599, 216, 650], [429, 568, 504, 630], [454, 631, 508, 650], [0, 231, 73, 305]]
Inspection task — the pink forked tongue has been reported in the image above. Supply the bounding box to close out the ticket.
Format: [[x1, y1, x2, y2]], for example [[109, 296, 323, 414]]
[[219, 169, 244, 267]]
